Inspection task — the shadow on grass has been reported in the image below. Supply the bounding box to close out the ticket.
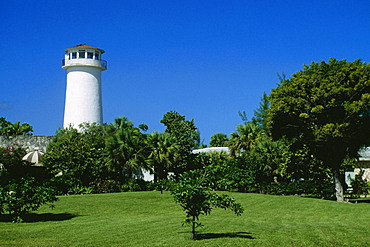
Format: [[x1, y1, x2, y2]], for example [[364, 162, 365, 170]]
[[0, 213, 78, 223], [196, 232, 254, 240]]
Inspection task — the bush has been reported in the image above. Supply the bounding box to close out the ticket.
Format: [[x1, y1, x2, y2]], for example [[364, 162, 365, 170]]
[[263, 180, 334, 199], [90, 179, 123, 193], [351, 170, 370, 197], [153, 179, 175, 193], [0, 145, 58, 222], [122, 179, 148, 192], [50, 175, 83, 195], [0, 177, 58, 223], [68, 186, 93, 195]]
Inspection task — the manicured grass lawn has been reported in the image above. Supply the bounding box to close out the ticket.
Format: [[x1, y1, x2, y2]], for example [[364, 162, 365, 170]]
[[1, 191, 370, 246]]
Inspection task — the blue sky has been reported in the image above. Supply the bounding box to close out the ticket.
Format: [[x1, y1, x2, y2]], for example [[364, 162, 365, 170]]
[[2, 1, 370, 144]]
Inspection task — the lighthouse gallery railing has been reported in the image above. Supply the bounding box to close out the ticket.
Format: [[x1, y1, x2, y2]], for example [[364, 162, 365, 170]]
[[62, 59, 107, 69]]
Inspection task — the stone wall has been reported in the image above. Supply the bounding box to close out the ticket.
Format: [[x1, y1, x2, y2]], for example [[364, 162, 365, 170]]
[[0, 136, 53, 153]]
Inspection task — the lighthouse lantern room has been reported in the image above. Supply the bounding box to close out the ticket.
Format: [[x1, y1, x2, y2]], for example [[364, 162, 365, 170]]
[[62, 44, 107, 129]]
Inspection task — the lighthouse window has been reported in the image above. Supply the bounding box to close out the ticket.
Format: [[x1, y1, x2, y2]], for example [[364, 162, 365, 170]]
[[87, 52, 94, 59], [78, 50, 85, 59], [71, 52, 77, 59], [95, 52, 100, 60]]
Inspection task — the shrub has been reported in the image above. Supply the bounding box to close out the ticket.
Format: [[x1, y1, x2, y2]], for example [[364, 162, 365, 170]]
[[0, 177, 58, 223], [153, 179, 175, 193], [171, 170, 244, 240], [0, 145, 58, 222], [90, 179, 123, 193], [351, 170, 370, 197]]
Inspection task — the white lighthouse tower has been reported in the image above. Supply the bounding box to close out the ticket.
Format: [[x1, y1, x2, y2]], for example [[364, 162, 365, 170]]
[[62, 44, 107, 129]]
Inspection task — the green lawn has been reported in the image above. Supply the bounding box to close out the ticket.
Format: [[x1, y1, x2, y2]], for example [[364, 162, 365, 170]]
[[0, 191, 369, 246]]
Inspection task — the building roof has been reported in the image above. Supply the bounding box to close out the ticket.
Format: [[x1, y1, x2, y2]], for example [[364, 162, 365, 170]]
[[359, 147, 370, 161], [192, 147, 230, 155], [64, 44, 105, 53]]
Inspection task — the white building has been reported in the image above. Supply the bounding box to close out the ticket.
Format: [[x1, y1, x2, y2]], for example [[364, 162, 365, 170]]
[[192, 147, 230, 155], [62, 44, 107, 128]]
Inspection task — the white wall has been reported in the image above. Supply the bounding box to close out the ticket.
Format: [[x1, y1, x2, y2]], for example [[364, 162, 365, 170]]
[[63, 66, 103, 128]]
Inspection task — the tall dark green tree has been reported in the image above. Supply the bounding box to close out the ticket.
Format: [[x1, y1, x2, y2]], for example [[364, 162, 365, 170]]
[[267, 58, 370, 202], [251, 92, 270, 130], [160, 111, 199, 174]]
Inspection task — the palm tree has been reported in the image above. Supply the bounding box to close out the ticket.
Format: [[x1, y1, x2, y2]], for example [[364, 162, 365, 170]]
[[105, 119, 149, 181], [209, 133, 229, 147], [228, 122, 266, 156], [0, 117, 33, 135], [147, 132, 178, 182]]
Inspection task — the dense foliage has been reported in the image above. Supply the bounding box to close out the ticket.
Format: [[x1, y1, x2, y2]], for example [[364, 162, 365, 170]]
[[43, 113, 200, 194], [147, 131, 178, 183], [43, 124, 108, 194], [209, 133, 229, 147], [267, 58, 370, 202], [105, 117, 150, 182], [160, 111, 200, 175], [0, 117, 33, 136], [0, 145, 57, 222], [3, 58, 370, 210]]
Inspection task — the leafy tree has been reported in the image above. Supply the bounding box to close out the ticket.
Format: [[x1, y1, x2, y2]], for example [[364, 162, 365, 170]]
[[171, 170, 244, 240], [0, 117, 33, 135], [229, 139, 291, 193], [283, 142, 334, 198], [160, 111, 199, 174], [267, 58, 370, 202], [193, 152, 233, 190], [209, 133, 229, 147], [43, 124, 107, 193], [0, 145, 57, 222]]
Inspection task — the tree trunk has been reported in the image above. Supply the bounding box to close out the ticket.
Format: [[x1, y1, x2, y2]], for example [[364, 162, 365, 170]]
[[192, 216, 196, 240], [333, 166, 344, 202]]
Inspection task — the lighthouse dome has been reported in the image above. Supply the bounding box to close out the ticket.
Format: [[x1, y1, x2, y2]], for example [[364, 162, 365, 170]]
[[62, 44, 107, 70]]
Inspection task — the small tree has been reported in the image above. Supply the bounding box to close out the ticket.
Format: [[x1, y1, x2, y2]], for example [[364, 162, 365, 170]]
[[171, 170, 244, 240], [0, 145, 57, 222]]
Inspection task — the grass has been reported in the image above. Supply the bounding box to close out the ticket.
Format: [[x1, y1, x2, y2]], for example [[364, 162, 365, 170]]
[[1, 192, 370, 246]]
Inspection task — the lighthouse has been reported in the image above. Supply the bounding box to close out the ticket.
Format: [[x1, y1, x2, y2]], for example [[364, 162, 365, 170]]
[[62, 44, 107, 129]]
